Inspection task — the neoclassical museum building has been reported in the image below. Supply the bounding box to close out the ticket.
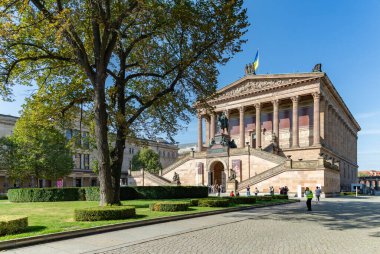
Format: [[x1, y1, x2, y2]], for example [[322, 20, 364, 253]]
[[155, 67, 360, 195]]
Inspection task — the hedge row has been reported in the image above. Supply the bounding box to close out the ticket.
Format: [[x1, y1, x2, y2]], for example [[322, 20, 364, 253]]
[[0, 216, 28, 236], [0, 194, 7, 200], [226, 196, 257, 204], [7, 186, 208, 202], [149, 202, 189, 212], [198, 198, 231, 207], [74, 206, 136, 221]]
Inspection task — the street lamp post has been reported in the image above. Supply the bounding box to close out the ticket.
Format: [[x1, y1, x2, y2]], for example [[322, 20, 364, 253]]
[[246, 142, 251, 179]]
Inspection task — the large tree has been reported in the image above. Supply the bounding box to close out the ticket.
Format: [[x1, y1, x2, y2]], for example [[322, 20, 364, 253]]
[[0, 114, 73, 185], [0, 0, 248, 205], [131, 147, 162, 174]]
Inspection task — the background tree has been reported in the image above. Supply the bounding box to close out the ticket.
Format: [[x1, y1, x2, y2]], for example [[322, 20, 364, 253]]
[[131, 148, 162, 174], [0, 113, 74, 185], [0, 0, 249, 205]]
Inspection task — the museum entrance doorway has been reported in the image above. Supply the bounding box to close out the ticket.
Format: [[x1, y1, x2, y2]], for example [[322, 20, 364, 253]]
[[209, 161, 226, 192]]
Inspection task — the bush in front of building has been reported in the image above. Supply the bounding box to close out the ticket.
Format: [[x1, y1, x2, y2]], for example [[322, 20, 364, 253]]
[[189, 199, 199, 206], [0, 194, 7, 200], [149, 202, 189, 212], [270, 195, 288, 200], [133, 186, 208, 199], [7, 186, 208, 202], [7, 188, 85, 202], [226, 196, 257, 204], [257, 196, 273, 201], [0, 216, 28, 236], [74, 206, 136, 221], [83, 187, 100, 201], [198, 198, 231, 207]]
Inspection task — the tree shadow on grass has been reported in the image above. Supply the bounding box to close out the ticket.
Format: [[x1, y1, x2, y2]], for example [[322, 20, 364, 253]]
[[23, 226, 47, 233], [132, 214, 148, 219]]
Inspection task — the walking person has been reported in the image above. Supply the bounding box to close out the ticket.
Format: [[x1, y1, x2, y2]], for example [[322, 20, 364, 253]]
[[246, 185, 251, 196], [305, 187, 313, 211], [217, 185, 221, 197], [315, 186, 321, 203], [254, 187, 259, 196]]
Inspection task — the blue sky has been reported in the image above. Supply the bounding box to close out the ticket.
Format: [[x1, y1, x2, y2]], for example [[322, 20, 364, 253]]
[[1, 1, 379, 169]]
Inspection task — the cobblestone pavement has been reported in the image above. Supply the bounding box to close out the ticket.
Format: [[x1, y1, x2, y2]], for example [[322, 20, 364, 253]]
[[94, 197, 380, 254], [5, 196, 380, 254]]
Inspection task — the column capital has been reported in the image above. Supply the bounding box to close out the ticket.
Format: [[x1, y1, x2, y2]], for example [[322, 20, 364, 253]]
[[254, 103, 261, 109], [312, 92, 321, 100], [224, 109, 230, 118], [291, 96, 299, 103], [197, 113, 202, 119], [239, 106, 245, 113], [271, 99, 279, 106]]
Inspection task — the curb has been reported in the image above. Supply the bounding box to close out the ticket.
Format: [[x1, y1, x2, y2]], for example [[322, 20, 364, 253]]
[[0, 200, 299, 250]]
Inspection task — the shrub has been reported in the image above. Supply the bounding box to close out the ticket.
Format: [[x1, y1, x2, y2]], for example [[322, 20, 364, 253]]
[[226, 196, 257, 204], [7, 188, 85, 202], [134, 186, 208, 199], [271, 195, 288, 200], [0, 216, 28, 236], [189, 199, 199, 206], [74, 206, 136, 221], [84, 187, 100, 201], [0, 194, 7, 200], [257, 196, 273, 201], [198, 198, 231, 207], [149, 202, 189, 212]]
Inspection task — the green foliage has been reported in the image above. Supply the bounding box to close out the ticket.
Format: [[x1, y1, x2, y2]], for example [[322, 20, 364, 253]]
[[198, 199, 231, 207], [189, 199, 199, 206], [270, 195, 288, 200], [226, 196, 257, 204], [0, 216, 28, 236], [74, 206, 136, 221], [0, 0, 249, 205], [0, 194, 7, 200], [7, 188, 85, 202], [258, 196, 273, 201], [84, 187, 101, 201], [149, 202, 189, 212], [0, 111, 74, 183], [131, 148, 162, 174], [7, 186, 208, 202]]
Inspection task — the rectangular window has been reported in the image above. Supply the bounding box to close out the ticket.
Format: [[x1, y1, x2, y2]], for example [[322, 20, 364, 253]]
[[75, 154, 82, 169], [75, 178, 82, 187], [73, 130, 81, 147], [65, 129, 72, 140], [84, 154, 90, 170], [82, 132, 89, 149]]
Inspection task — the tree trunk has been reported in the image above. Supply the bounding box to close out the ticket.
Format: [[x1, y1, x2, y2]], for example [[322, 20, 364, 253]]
[[110, 77, 127, 205], [94, 74, 114, 206]]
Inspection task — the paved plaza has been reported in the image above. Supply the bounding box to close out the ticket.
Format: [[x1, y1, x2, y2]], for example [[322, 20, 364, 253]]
[[4, 196, 380, 254]]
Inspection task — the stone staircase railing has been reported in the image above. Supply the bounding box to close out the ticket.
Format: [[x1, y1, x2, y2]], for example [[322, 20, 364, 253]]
[[236, 163, 286, 191], [161, 154, 192, 176], [230, 147, 286, 165], [144, 171, 172, 186]]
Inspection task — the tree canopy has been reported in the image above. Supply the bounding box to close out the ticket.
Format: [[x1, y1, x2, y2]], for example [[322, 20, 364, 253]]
[[131, 147, 162, 174], [0, 111, 74, 185], [0, 0, 249, 205]]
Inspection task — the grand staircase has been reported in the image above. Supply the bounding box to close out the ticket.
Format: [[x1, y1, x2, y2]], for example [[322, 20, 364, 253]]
[[161, 154, 192, 176], [144, 171, 172, 185], [236, 163, 287, 191]]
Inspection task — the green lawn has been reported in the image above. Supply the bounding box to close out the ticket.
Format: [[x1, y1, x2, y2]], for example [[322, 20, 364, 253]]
[[0, 198, 291, 241]]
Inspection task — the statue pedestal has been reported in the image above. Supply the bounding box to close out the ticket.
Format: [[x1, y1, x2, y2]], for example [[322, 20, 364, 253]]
[[226, 180, 238, 193]]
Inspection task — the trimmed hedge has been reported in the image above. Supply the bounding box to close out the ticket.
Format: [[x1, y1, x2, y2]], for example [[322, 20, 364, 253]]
[[149, 202, 189, 212], [74, 206, 136, 221], [7, 188, 85, 202], [0, 194, 7, 200], [257, 196, 273, 201], [8, 186, 208, 202], [271, 195, 288, 200], [0, 216, 28, 236], [198, 198, 231, 207], [226, 196, 257, 204], [189, 199, 199, 206]]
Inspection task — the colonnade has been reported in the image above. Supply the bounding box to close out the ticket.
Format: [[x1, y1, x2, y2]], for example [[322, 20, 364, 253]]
[[197, 92, 323, 152]]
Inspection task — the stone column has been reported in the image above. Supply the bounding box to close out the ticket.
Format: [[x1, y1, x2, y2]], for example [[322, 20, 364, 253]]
[[324, 103, 329, 146], [255, 103, 261, 149], [312, 92, 321, 146], [272, 99, 279, 143], [225, 109, 230, 135], [205, 115, 210, 145], [210, 113, 216, 139], [291, 96, 299, 148], [197, 114, 203, 152], [239, 106, 245, 148]]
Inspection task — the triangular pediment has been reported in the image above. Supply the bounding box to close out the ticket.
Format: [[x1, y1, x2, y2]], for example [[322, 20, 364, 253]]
[[211, 73, 323, 102]]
